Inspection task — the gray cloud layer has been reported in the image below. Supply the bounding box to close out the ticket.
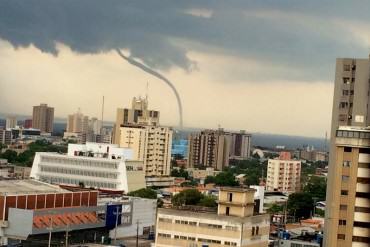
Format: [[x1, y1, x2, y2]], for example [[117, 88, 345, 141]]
[[0, 0, 369, 81]]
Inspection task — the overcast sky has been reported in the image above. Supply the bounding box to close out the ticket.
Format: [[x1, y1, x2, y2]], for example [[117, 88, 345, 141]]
[[1, 0, 370, 137]]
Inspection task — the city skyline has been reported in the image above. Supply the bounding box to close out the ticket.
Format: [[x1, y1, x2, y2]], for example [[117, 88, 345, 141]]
[[2, 1, 370, 138]]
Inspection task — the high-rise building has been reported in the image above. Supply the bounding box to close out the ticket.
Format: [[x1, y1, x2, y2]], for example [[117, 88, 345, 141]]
[[325, 57, 370, 247], [23, 119, 32, 129], [187, 129, 231, 170], [113, 97, 160, 144], [32, 103, 54, 133], [155, 187, 270, 247], [66, 109, 89, 133], [324, 127, 370, 246], [0, 129, 12, 145], [5, 116, 16, 129], [266, 152, 301, 193], [229, 130, 252, 160], [118, 125, 172, 177], [187, 129, 251, 170]]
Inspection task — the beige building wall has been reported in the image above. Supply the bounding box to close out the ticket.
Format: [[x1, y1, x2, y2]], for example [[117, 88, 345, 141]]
[[119, 125, 172, 177], [324, 127, 370, 247], [266, 159, 301, 193], [32, 103, 54, 133], [155, 187, 269, 247], [325, 57, 370, 247], [113, 97, 160, 144], [66, 110, 89, 133], [5, 116, 16, 129]]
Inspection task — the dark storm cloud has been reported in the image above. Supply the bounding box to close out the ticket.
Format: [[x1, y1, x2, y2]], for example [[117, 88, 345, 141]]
[[0, 0, 369, 81]]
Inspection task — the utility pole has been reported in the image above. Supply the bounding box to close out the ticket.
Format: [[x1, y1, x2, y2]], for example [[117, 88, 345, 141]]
[[48, 214, 53, 247], [113, 205, 122, 245], [136, 220, 139, 247], [65, 223, 70, 247]]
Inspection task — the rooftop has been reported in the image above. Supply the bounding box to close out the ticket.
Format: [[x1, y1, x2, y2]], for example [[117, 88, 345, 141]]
[[0, 179, 68, 195], [158, 208, 268, 223], [219, 187, 256, 193]]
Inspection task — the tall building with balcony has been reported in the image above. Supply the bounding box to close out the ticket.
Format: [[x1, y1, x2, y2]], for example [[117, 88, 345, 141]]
[[66, 109, 89, 133], [324, 127, 370, 246], [118, 125, 172, 177], [187, 129, 251, 171], [325, 56, 370, 247], [32, 103, 54, 133], [266, 152, 301, 193], [155, 187, 270, 247], [113, 97, 160, 144]]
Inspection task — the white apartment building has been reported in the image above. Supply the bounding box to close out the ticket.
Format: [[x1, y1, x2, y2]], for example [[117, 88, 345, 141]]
[[30, 142, 146, 192], [119, 125, 172, 177], [266, 152, 301, 193]]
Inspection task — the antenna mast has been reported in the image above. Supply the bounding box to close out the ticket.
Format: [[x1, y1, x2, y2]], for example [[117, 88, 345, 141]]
[[101, 96, 105, 135]]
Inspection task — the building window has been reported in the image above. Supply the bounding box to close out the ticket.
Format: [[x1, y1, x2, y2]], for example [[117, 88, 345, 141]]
[[340, 205, 347, 210], [341, 190, 348, 196], [343, 65, 351, 71], [252, 226, 255, 236], [339, 220, 347, 225], [343, 161, 351, 167], [341, 175, 350, 182], [344, 147, 352, 153], [337, 234, 345, 240], [227, 192, 233, 202], [226, 207, 230, 216]]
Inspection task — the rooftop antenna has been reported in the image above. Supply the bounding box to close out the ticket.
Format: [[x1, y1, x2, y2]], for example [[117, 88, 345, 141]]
[[101, 96, 105, 135], [324, 131, 328, 152], [146, 81, 149, 101]]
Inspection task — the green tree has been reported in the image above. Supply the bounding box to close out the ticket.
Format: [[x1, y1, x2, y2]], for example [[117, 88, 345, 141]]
[[171, 167, 189, 180], [172, 189, 203, 206], [0, 143, 7, 154], [303, 176, 327, 200], [287, 192, 314, 220], [0, 149, 18, 163], [267, 203, 284, 214], [197, 195, 217, 207], [214, 172, 239, 186], [204, 175, 216, 184], [127, 188, 157, 199]]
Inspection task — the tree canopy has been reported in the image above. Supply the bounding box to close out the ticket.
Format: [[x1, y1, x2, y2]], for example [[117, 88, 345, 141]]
[[303, 176, 327, 201], [171, 167, 189, 180], [204, 171, 239, 186], [127, 188, 157, 199], [171, 189, 217, 208], [287, 192, 314, 219]]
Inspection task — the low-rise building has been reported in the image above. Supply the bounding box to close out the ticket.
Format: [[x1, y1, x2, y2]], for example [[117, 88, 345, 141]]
[[30, 142, 146, 193], [155, 187, 270, 247], [0, 179, 107, 245]]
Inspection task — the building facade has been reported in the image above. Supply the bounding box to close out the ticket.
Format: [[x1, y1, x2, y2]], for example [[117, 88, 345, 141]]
[[155, 187, 270, 247], [325, 56, 370, 247], [118, 125, 172, 177], [5, 116, 16, 129], [324, 127, 370, 247], [187, 129, 252, 171], [113, 97, 160, 144], [66, 109, 89, 133], [30, 142, 146, 192], [32, 103, 54, 133], [0, 129, 12, 145], [266, 152, 301, 193]]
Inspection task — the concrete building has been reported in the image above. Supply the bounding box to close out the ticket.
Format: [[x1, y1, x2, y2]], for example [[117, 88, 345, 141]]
[[113, 97, 160, 144], [98, 196, 157, 239], [118, 125, 172, 177], [0, 179, 105, 245], [230, 130, 252, 160], [24, 119, 32, 129], [324, 127, 370, 247], [325, 56, 370, 247], [32, 103, 54, 133], [155, 187, 270, 247], [5, 116, 16, 129], [188, 129, 252, 171], [30, 142, 146, 193], [266, 152, 301, 193], [67, 109, 89, 133], [0, 129, 12, 145], [187, 129, 231, 170]]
